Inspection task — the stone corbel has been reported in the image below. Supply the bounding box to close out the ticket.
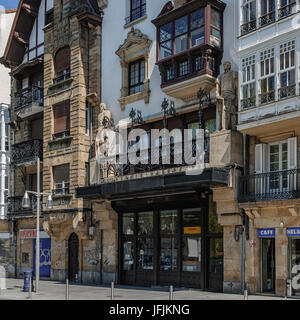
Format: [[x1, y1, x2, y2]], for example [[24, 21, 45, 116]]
[[244, 208, 261, 220], [22, 3, 38, 17], [87, 92, 100, 107]]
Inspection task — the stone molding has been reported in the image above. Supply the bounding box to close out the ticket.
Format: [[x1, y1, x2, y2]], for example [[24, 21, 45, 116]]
[[115, 27, 152, 111]]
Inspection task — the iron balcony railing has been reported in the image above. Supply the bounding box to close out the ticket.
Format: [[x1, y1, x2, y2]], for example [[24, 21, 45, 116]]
[[259, 90, 275, 105], [15, 86, 43, 111], [53, 181, 70, 195], [8, 195, 42, 215], [259, 11, 276, 28], [238, 169, 300, 203], [278, 84, 296, 100], [278, 1, 296, 19], [11, 139, 43, 165], [103, 138, 210, 177], [125, 3, 146, 24], [52, 130, 70, 141], [241, 96, 256, 110], [240, 19, 257, 36], [53, 68, 71, 84]]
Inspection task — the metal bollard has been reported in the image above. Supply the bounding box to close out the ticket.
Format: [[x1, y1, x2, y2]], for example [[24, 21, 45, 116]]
[[169, 285, 174, 300], [28, 276, 32, 299], [111, 282, 114, 300], [65, 279, 69, 300], [244, 290, 248, 300]]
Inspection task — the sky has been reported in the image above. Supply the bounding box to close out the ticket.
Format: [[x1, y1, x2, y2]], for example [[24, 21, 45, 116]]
[[0, 0, 19, 10]]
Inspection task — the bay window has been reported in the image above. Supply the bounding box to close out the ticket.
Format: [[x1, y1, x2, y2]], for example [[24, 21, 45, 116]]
[[241, 55, 256, 109], [259, 48, 275, 104]]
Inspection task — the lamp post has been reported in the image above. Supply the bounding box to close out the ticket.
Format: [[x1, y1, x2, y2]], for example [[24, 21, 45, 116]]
[[22, 157, 53, 294]]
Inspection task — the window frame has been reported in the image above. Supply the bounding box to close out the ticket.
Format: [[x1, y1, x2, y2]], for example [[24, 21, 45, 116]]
[[128, 58, 146, 96]]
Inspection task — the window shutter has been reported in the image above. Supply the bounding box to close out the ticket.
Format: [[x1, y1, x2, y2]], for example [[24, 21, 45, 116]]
[[288, 137, 297, 169], [255, 144, 266, 173], [53, 103, 70, 134], [54, 47, 70, 74], [53, 164, 69, 184]]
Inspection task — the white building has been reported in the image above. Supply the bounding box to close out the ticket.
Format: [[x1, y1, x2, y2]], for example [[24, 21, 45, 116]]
[[0, 9, 16, 219]]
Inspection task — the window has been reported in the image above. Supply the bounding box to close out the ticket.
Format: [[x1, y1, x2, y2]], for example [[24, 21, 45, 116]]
[[241, 55, 256, 109], [159, 9, 206, 60], [210, 8, 222, 48], [279, 40, 295, 99], [241, 0, 257, 35], [126, 0, 146, 24], [137, 212, 153, 270], [45, 9, 54, 25], [278, 0, 297, 19], [129, 59, 145, 95], [53, 102, 70, 140], [259, 0, 276, 27], [259, 48, 275, 104], [85, 103, 93, 136], [53, 164, 70, 195], [54, 47, 71, 83]]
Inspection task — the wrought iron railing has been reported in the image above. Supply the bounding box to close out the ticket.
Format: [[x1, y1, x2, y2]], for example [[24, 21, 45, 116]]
[[238, 169, 300, 202], [241, 96, 256, 109], [53, 181, 70, 195], [7, 195, 42, 215], [11, 139, 43, 165], [53, 68, 71, 84], [259, 11, 276, 27], [240, 19, 257, 36], [259, 90, 275, 105], [125, 3, 146, 24], [102, 138, 210, 177], [278, 84, 296, 100], [52, 130, 70, 140], [15, 86, 43, 111], [278, 2, 296, 19]]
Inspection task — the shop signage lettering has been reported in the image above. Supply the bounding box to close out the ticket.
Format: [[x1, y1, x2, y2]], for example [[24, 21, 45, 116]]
[[257, 228, 275, 238], [287, 228, 300, 237], [20, 229, 36, 239]]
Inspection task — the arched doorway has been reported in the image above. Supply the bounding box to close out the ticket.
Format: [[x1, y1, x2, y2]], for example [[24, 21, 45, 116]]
[[68, 233, 79, 282]]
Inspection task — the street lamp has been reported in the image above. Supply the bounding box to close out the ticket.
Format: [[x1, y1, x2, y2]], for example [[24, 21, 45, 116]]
[[22, 157, 53, 294]]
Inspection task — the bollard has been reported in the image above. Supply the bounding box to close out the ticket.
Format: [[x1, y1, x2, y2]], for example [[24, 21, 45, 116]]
[[111, 282, 114, 300], [169, 285, 174, 300], [28, 276, 32, 299], [65, 279, 69, 300], [244, 290, 248, 300]]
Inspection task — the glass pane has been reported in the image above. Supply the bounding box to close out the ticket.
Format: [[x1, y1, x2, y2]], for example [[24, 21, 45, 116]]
[[183, 208, 202, 234], [210, 28, 221, 47], [174, 34, 188, 54], [123, 240, 134, 271], [209, 195, 223, 234], [175, 16, 188, 36], [209, 238, 223, 274], [291, 239, 300, 296], [123, 213, 134, 235], [160, 237, 178, 271], [191, 9, 205, 29], [138, 238, 153, 270], [160, 210, 178, 234], [160, 23, 172, 42], [138, 211, 153, 236], [211, 8, 221, 29], [183, 237, 201, 272], [160, 40, 172, 59], [191, 27, 205, 47]]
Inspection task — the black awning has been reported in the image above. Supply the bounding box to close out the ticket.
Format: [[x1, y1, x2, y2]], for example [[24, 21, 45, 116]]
[[76, 168, 229, 201]]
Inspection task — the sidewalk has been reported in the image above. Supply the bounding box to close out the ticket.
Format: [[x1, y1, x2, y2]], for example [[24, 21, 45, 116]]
[[0, 278, 294, 300]]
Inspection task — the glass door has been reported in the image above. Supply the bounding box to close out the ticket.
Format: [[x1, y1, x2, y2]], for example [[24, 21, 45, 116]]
[[261, 238, 276, 292], [289, 238, 300, 296]]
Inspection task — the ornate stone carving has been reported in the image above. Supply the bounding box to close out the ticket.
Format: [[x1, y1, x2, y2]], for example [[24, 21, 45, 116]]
[[216, 61, 238, 130]]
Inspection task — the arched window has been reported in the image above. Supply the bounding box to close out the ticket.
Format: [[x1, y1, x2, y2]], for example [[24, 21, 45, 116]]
[[54, 46, 71, 83]]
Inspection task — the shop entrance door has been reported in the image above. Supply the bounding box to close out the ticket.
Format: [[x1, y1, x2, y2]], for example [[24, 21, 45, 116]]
[[289, 238, 300, 296], [261, 238, 275, 292]]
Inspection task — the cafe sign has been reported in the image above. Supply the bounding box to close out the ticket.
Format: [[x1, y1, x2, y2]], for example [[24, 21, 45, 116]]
[[257, 228, 275, 238]]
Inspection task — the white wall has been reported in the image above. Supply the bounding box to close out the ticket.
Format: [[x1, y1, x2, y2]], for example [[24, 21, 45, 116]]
[[0, 10, 15, 104], [101, 0, 236, 125]]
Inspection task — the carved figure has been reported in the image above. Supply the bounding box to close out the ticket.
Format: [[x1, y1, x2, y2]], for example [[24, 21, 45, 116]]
[[216, 61, 238, 130]]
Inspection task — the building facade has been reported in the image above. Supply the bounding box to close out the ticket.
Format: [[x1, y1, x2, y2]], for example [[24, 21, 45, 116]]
[[236, 0, 300, 297]]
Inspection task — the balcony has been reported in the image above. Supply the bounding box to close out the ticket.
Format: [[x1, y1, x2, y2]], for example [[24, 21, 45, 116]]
[[53, 181, 70, 196], [238, 169, 300, 203], [158, 46, 220, 102], [7, 195, 42, 216], [11, 139, 43, 166], [259, 12, 276, 28], [278, 2, 297, 20], [240, 19, 257, 36], [259, 90, 275, 105], [278, 84, 296, 100], [14, 86, 43, 118]]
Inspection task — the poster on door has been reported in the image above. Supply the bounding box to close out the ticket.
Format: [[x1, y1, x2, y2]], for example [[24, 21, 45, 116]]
[[33, 238, 51, 277]]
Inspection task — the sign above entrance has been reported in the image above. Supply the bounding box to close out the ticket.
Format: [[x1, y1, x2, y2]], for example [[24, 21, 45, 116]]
[[257, 228, 275, 238], [287, 228, 300, 237], [19, 230, 50, 239]]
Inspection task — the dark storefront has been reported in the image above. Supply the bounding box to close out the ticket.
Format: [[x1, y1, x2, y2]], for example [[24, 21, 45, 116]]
[[76, 168, 228, 291], [116, 194, 223, 290]]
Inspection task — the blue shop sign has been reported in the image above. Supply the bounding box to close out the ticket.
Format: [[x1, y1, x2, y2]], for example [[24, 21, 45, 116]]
[[257, 228, 275, 238], [287, 228, 300, 237]]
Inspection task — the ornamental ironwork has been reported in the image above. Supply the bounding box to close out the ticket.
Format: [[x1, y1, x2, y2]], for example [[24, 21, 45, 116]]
[[11, 139, 43, 166]]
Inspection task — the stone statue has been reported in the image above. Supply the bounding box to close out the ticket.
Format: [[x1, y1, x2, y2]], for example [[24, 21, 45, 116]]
[[216, 61, 238, 130]]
